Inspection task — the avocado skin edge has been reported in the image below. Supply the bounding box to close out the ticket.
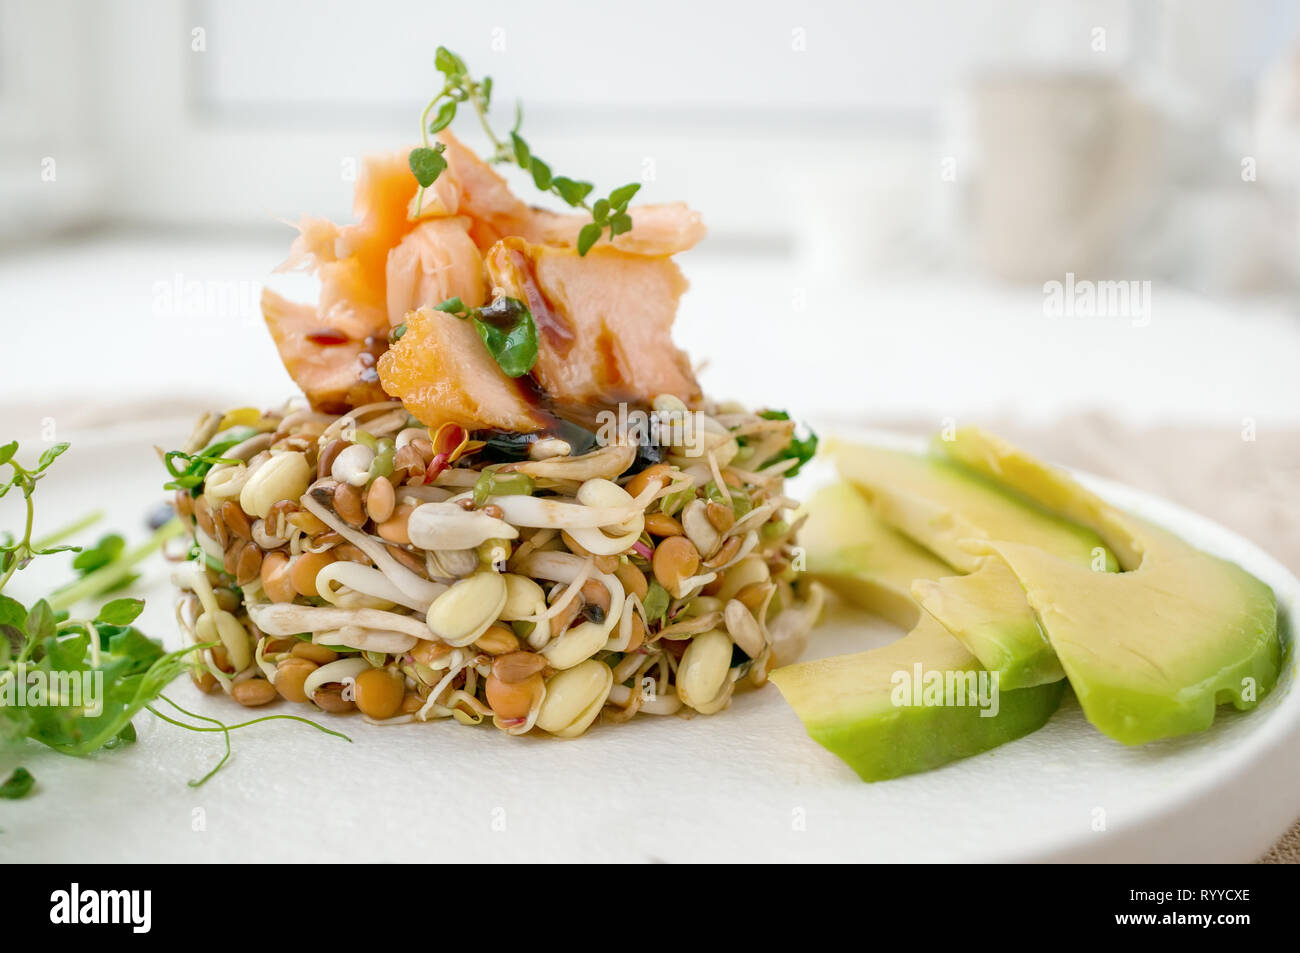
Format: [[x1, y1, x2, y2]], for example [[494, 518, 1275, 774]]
[[801, 677, 1067, 782]]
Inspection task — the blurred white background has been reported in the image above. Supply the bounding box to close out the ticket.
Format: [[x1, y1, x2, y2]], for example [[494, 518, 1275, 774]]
[[1, 0, 1299, 435]]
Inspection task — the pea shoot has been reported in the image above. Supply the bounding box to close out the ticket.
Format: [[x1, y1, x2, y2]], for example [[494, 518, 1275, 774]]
[[0, 440, 190, 788], [0, 439, 348, 796], [162, 425, 259, 495]]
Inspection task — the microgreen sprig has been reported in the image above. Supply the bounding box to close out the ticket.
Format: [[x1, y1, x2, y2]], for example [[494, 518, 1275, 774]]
[[162, 425, 258, 495], [0, 440, 74, 589], [757, 410, 819, 477], [0, 439, 346, 796], [409, 46, 642, 256], [146, 693, 351, 788]]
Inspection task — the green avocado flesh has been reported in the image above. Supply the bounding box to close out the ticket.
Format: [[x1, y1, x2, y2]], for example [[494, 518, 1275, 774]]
[[829, 439, 1117, 689], [910, 561, 1064, 689], [937, 428, 1282, 745], [803, 481, 952, 628], [827, 439, 1112, 573], [772, 483, 1066, 781]]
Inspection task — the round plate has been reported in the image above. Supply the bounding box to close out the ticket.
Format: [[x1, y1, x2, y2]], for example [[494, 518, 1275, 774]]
[[0, 421, 1295, 862]]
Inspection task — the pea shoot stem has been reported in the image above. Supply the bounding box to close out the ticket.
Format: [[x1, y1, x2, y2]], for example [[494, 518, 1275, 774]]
[[47, 517, 185, 612], [0, 463, 37, 594], [31, 510, 104, 552], [147, 694, 352, 788]]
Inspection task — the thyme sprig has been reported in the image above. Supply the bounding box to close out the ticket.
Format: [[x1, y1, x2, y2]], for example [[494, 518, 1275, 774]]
[[408, 47, 641, 255]]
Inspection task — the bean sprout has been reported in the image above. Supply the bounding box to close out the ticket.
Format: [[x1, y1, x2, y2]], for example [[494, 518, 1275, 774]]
[[169, 396, 821, 737], [299, 493, 445, 607]]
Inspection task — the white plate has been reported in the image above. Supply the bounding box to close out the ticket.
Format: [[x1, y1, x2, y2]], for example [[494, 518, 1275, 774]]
[[0, 421, 1295, 863]]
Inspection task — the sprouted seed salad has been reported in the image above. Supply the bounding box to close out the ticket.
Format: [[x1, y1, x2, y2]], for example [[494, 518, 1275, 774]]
[[168, 401, 822, 735], [162, 50, 825, 739]]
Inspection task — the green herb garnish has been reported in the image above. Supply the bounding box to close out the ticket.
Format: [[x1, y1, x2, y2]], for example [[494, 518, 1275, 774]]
[[162, 425, 259, 494], [145, 694, 350, 788], [759, 410, 819, 478], [410, 47, 641, 256], [48, 520, 182, 612], [642, 582, 671, 625], [658, 485, 694, 517], [0, 440, 344, 795], [436, 294, 540, 378], [68, 533, 138, 594], [704, 480, 753, 519], [761, 519, 791, 542]]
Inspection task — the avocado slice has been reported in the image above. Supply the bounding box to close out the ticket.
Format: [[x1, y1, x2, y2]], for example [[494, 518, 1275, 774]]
[[828, 439, 1117, 688], [803, 481, 952, 628], [772, 483, 1066, 781], [911, 560, 1064, 689], [773, 614, 1067, 781], [828, 439, 1112, 573], [935, 428, 1282, 745]]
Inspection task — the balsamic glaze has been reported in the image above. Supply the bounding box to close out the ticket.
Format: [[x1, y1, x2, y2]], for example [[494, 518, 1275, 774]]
[[471, 419, 664, 476]]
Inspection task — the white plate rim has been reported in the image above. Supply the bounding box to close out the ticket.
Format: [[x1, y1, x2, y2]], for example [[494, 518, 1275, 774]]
[[798, 425, 1300, 862]]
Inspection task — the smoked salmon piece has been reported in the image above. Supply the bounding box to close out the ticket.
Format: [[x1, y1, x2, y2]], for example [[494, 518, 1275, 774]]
[[278, 151, 420, 341], [422, 131, 706, 256], [385, 217, 487, 327], [271, 157, 487, 409], [529, 203, 706, 258], [377, 306, 546, 432], [483, 237, 701, 408], [378, 237, 700, 431], [412, 131, 531, 248], [263, 290, 389, 413], [269, 132, 706, 425]]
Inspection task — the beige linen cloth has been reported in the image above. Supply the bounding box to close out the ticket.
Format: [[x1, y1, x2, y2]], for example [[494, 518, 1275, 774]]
[[885, 413, 1298, 862]]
